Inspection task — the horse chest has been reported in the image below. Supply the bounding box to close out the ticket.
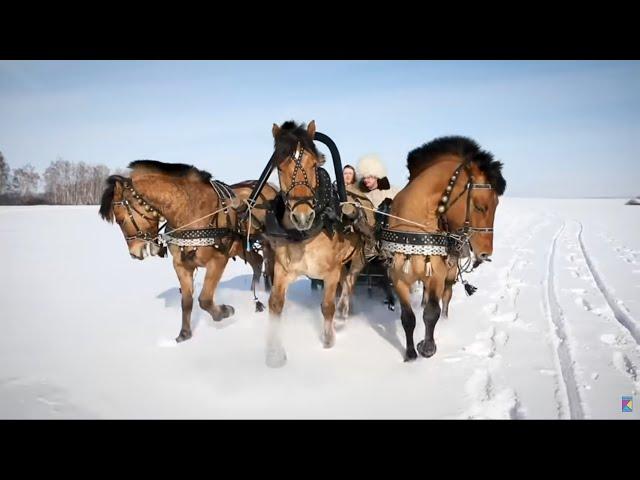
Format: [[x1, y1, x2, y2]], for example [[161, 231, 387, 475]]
[[276, 244, 334, 279]]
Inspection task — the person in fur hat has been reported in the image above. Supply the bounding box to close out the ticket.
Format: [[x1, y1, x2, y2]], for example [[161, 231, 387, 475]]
[[356, 154, 400, 209]]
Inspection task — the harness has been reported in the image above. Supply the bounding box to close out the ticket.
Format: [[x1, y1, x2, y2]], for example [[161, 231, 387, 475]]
[[279, 144, 318, 214], [262, 141, 343, 243], [161, 178, 238, 252], [112, 181, 165, 245], [246, 131, 350, 244], [378, 160, 495, 291], [265, 162, 340, 242], [436, 161, 494, 237], [112, 178, 242, 254]]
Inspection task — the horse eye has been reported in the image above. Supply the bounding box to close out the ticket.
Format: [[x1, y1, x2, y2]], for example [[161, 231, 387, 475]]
[[474, 204, 487, 213]]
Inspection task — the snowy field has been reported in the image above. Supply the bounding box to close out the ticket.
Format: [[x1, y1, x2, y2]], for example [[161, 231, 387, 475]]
[[1, 198, 639, 419]]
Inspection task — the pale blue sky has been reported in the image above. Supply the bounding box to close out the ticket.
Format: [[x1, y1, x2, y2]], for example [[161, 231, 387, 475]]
[[1, 60, 638, 197]]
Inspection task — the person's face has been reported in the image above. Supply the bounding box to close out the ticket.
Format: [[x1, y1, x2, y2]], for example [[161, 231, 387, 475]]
[[343, 168, 355, 185], [363, 175, 378, 190]]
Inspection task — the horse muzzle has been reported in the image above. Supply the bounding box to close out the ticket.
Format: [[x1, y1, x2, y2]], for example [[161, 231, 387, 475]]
[[130, 241, 160, 260], [290, 210, 316, 231], [472, 252, 492, 268]]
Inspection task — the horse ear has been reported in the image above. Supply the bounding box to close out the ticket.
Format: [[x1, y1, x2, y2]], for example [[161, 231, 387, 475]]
[[272, 123, 281, 138], [307, 120, 316, 138]]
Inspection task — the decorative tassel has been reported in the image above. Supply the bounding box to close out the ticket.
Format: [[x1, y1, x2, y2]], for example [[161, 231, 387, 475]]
[[402, 255, 412, 274], [425, 260, 433, 277], [463, 281, 477, 296]]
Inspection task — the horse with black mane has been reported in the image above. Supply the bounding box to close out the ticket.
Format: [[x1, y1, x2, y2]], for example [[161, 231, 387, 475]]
[[259, 120, 374, 367], [99, 160, 277, 343], [381, 136, 506, 361]]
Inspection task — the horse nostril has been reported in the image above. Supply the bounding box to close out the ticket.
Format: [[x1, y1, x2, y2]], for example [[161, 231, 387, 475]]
[[479, 253, 491, 261]]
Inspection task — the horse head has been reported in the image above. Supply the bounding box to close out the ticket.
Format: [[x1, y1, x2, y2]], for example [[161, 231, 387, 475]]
[[99, 175, 165, 260], [271, 120, 325, 231]]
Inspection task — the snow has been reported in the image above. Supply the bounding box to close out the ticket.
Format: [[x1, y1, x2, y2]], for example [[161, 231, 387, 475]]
[[1, 198, 639, 419]]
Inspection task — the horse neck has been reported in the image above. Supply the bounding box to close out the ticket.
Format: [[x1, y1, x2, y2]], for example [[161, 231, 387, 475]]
[[131, 174, 219, 228], [392, 157, 460, 232]]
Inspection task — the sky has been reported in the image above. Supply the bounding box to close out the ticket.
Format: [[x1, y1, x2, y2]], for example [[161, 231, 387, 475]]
[[0, 60, 639, 198]]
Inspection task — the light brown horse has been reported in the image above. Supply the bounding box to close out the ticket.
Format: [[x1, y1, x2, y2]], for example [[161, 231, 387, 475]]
[[383, 136, 506, 361], [99, 160, 277, 342], [264, 120, 369, 367]]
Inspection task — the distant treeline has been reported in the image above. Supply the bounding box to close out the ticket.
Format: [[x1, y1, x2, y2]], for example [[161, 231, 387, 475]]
[[0, 151, 125, 205]]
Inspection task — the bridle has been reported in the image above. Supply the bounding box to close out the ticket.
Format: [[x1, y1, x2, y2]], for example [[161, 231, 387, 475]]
[[277, 142, 318, 214], [112, 180, 166, 244], [437, 161, 495, 239]]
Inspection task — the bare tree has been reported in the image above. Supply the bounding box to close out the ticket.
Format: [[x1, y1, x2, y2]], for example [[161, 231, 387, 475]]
[[0, 151, 9, 194], [44, 158, 112, 204], [11, 164, 40, 197]]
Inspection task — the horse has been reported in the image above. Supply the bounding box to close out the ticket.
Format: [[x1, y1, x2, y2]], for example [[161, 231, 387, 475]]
[[263, 120, 372, 368], [98, 160, 277, 342], [381, 136, 506, 361]]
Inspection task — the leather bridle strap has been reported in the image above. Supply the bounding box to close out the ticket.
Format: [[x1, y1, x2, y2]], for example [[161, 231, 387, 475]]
[[280, 143, 317, 212], [112, 182, 161, 243]]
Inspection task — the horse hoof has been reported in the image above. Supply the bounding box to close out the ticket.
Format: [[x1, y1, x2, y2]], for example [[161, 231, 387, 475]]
[[322, 336, 335, 349], [175, 331, 192, 343], [417, 340, 437, 358], [404, 348, 418, 362], [255, 301, 265, 313], [266, 349, 287, 368], [213, 304, 235, 321]]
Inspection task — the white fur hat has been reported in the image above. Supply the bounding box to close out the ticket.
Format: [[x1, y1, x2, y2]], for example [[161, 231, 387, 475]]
[[357, 154, 387, 179]]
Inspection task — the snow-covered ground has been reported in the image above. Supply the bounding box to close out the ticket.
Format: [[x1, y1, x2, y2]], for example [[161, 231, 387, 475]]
[[1, 199, 639, 419]]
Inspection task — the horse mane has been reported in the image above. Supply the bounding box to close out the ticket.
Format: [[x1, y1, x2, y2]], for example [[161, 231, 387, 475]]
[[127, 160, 213, 183], [99, 174, 127, 222], [99, 161, 214, 222], [406, 136, 506, 195], [273, 121, 319, 163]]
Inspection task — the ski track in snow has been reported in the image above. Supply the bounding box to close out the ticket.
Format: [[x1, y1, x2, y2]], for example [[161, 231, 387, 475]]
[[543, 222, 585, 419], [577, 223, 640, 344], [559, 220, 640, 408]]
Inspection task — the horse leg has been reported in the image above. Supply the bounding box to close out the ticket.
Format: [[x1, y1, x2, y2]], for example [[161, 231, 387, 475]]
[[245, 249, 266, 312], [336, 254, 365, 319], [262, 241, 275, 291], [174, 259, 196, 343], [441, 266, 457, 319], [394, 279, 417, 361], [417, 258, 446, 358], [266, 261, 294, 368], [421, 282, 429, 308], [198, 253, 234, 322], [441, 281, 454, 320], [381, 267, 396, 311], [320, 268, 341, 348]]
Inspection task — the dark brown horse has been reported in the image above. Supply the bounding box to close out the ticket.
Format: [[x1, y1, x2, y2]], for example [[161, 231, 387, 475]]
[[382, 136, 506, 361], [99, 160, 277, 342]]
